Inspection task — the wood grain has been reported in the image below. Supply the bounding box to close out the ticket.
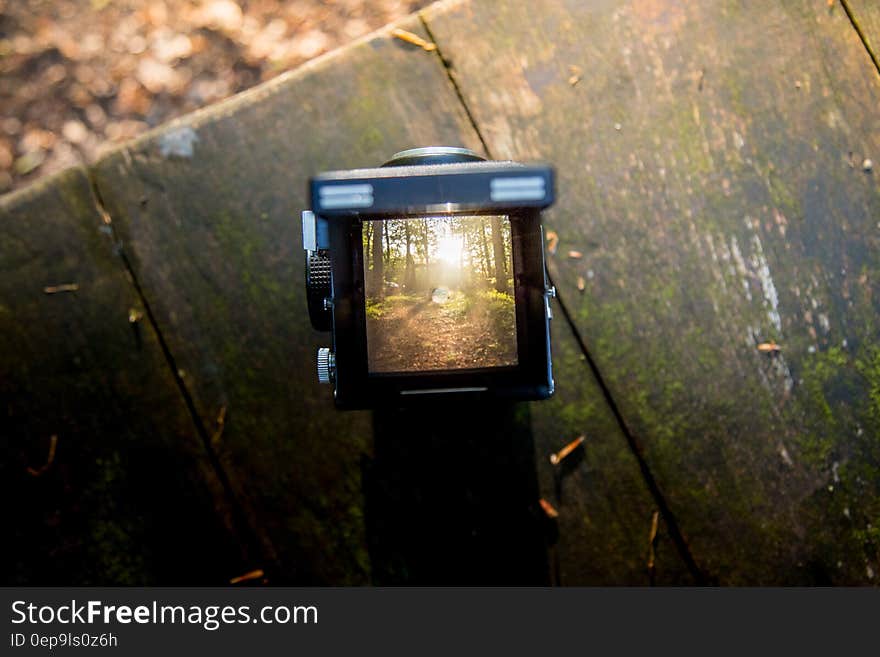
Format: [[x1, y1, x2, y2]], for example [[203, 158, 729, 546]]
[[423, 0, 880, 583], [0, 167, 244, 584], [530, 319, 695, 584]]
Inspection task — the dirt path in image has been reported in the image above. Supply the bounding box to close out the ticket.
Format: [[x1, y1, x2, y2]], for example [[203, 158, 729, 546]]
[[367, 291, 516, 373]]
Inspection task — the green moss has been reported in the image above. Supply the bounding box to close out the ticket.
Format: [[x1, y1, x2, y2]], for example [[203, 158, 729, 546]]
[[856, 346, 880, 427], [365, 299, 384, 319], [766, 168, 802, 218], [802, 346, 848, 421], [85, 452, 148, 584], [357, 126, 384, 154]]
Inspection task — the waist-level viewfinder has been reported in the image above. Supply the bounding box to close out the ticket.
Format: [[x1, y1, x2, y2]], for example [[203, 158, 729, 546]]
[[302, 146, 556, 409]]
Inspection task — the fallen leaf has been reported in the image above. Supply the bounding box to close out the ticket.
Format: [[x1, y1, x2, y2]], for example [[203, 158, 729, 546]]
[[229, 569, 264, 585], [779, 443, 794, 467], [14, 151, 45, 175], [757, 342, 781, 353], [550, 435, 585, 465], [44, 283, 79, 294], [647, 510, 660, 570], [61, 120, 89, 145], [290, 29, 329, 60], [212, 405, 227, 446], [115, 78, 151, 115], [27, 435, 58, 477], [136, 57, 181, 93], [391, 28, 436, 51], [546, 230, 559, 255], [539, 498, 559, 519], [567, 250, 583, 259], [153, 32, 193, 63], [200, 0, 244, 32]]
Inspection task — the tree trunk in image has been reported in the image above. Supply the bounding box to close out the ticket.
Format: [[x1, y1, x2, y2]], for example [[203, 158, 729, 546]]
[[491, 216, 508, 293], [480, 221, 491, 278], [372, 220, 384, 299], [404, 221, 415, 290], [364, 221, 372, 269], [422, 220, 430, 272]]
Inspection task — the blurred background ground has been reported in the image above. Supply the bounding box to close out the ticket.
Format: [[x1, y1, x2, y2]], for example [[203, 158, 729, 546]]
[[0, 0, 430, 195]]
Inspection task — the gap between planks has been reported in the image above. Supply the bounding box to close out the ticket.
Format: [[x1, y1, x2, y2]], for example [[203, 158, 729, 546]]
[[418, 8, 711, 584], [841, 0, 880, 77], [83, 167, 271, 578]]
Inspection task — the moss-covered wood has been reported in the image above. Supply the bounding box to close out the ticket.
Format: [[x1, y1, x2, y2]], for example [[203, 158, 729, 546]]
[[423, 0, 880, 584], [0, 168, 244, 584], [6, 0, 879, 586], [530, 322, 695, 585]]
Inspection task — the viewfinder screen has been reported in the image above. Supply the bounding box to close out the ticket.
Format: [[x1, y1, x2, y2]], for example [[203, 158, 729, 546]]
[[363, 215, 517, 373]]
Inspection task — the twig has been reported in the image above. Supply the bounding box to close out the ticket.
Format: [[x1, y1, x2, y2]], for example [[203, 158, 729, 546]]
[[539, 498, 559, 519], [43, 283, 79, 294], [229, 569, 264, 585], [211, 405, 227, 446], [550, 435, 585, 465], [391, 28, 436, 52], [647, 510, 660, 570], [27, 434, 58, 477], [546, 230, 559, 255]]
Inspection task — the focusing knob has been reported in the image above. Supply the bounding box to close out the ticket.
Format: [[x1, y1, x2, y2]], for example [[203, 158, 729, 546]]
[[382, 146, 485, 167], [306, 252, 333, 331], [317, 347, 335, 384]]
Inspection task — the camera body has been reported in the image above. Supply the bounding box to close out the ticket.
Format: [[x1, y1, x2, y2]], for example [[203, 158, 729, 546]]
[[303, 147, 556, 409]]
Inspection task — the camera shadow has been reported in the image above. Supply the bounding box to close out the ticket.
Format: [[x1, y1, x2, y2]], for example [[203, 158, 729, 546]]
[[363, 402, 550, 585]]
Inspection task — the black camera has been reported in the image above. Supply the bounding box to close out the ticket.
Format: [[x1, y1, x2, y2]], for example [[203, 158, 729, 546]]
[[302, 147, 556, 409]]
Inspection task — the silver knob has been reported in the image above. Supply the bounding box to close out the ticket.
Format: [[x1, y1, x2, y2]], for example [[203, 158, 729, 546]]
[[317, 347, 335, 384]]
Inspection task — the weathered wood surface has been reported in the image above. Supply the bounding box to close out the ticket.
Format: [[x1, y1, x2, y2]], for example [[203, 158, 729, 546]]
[[0, 168, 244, 584], [423, 0, 880, 583], [530, 324, 695, 584], [5, 0, 879, 585], [2, 11, 676, 586]]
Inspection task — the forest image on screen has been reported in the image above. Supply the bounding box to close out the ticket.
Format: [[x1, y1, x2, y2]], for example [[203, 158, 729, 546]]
[[363, 215, 517, 373]]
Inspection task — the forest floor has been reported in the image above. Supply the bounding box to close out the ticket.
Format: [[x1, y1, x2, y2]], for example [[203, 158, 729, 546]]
[[0, 0, 430, 195], [366, 289, 517, 372]]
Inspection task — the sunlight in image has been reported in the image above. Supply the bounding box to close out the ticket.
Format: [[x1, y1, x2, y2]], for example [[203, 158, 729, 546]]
[[435, 234, 465, 265]]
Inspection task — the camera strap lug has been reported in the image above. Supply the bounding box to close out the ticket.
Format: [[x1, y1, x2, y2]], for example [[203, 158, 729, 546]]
[[544, 285, 556, 319]]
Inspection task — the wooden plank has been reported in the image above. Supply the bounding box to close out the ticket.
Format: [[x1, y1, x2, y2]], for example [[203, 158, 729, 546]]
[[0, 167, 244, 584], [89, 17, 485, 583], [423, 0, 880, 583], [845, 0, 880, 68]]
